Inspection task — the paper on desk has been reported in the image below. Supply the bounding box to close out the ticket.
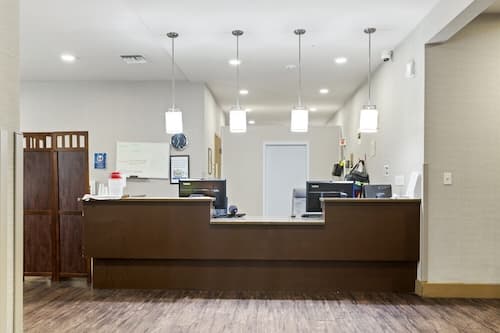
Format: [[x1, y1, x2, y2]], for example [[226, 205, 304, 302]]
[[82, 194, 123, 201]]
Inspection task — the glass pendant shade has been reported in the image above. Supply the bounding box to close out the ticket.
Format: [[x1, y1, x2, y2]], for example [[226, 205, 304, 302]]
[[228, 30, 246, 133], [359, 105, 378, 133], [290, 29, 308, 133], [229, 108, 247, 133], [359, 28, 378, 133], [290, 107, 309, 132], [165, 32, 183, 134], [165, 108, 183, 134]]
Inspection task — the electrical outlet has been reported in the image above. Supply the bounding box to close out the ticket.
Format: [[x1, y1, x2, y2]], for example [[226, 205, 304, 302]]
[[384, 165, 390, 176], [443, 172, 452, 185]]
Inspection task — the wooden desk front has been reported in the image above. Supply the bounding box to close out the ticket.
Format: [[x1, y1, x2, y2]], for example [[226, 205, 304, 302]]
[[83, 198, 420, 292]]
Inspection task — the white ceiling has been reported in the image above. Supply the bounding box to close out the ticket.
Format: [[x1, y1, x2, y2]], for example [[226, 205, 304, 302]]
[[21, 0, 441, 125]]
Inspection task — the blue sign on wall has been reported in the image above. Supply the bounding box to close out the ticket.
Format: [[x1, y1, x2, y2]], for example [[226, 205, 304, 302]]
[[94, 153, 107, 169]]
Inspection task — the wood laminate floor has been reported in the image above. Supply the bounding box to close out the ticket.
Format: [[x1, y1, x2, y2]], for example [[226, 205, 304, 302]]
[[24, 278, 500, 333]]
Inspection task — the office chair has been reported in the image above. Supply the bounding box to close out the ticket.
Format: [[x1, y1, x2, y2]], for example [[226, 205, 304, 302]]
[[291, 188, 307, 217]]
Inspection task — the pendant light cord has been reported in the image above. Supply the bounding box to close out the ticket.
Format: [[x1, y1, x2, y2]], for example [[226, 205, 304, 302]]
[[364, 28, 376, 106], [171, 36, 176, 110], [236, 34, 240, 109], [298, 32, 302, 107], [368, 31, 372, 105]]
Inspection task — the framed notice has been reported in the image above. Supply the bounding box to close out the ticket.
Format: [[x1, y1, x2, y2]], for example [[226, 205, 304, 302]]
[[170, 155, 190, 184], [208, 148, 213, 175], [94, 152, 107, 169]]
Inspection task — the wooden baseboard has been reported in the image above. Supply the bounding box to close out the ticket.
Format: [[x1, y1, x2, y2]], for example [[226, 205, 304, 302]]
[[416, 280, 500, 299]]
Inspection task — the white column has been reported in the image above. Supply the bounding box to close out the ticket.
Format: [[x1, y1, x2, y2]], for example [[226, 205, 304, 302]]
[[0, 0, 21, 329]]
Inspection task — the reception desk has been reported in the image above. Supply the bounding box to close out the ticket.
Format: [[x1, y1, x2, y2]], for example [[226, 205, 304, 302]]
[[83, 197, 420, 292]]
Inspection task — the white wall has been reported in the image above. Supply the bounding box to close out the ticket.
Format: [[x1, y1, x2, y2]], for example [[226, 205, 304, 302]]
[[328, 0, 493, 282], [425, 14, 500, 284], [328, 32, 425, 196], [222, 126, 341, 215], [328, 0, 494, 192], [0, 0, 21, 331], [21, 81, 223, 197], [203, 87, 225, 176]]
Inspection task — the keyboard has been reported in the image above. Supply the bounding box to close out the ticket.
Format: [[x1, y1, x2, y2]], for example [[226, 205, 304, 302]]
[[301, 212, 323, 218]]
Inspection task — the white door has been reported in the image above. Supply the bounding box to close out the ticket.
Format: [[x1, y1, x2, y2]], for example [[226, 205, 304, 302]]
[[264, 144, 308, 216]]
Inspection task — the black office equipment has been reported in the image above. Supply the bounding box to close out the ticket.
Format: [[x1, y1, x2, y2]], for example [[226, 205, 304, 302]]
[[363, 184, 392, 198], [305, 181, 355, 213], [179, 179, 227, 216]]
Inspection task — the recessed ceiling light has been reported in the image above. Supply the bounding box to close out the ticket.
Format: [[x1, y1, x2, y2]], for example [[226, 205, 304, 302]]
[[245, 108, 252, 112], [239, 89, 249, 95], [310, 107, 317, 112], [228, 59, 241, 66], [319, 88, 329, 94], [248, 120, 255, 125], [60, 53, 76, 63], [335, 57, 348, 64]]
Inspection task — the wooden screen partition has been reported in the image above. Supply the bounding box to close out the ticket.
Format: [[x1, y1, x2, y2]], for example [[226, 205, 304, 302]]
[[23, 132, 89, 281]]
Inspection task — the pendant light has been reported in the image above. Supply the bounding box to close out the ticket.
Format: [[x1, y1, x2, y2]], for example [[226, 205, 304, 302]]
[[359, 28, 378, 133], [165, 32, 183, 134], [290, 29, 308, 133], [229, 30, 247, 133]]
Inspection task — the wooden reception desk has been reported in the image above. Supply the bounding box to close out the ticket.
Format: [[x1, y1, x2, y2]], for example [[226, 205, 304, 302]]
[[83, 197, 420, 292]]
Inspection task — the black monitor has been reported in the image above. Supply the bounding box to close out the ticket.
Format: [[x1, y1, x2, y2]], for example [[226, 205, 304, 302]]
[[306, 181, 355, 212], [178, 179, 227, 211], [363, 184, 392, 198]]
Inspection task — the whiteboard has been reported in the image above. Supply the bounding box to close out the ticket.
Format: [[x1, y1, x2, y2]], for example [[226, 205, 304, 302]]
[[116, 141, 170, 179]]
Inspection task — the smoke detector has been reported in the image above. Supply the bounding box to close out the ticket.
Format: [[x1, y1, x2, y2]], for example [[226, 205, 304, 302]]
[[120, 55, 147, 64]]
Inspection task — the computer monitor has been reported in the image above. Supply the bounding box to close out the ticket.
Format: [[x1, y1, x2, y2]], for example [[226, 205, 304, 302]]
[[306, 181, 355, 213], [363, 184, 392, 198], [178, 179, 227, 211]]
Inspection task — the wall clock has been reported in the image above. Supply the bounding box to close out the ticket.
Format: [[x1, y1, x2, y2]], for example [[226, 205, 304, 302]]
[[171, 133, 188, 151]]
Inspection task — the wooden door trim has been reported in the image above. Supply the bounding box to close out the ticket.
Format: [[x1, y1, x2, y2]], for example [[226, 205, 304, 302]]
[[51, 149, 60, 281], [24, 210, 52, 216], [58, 211, 83, 216]]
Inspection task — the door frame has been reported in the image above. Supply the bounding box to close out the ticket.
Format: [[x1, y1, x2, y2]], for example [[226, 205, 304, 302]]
[[262, 142, 310, 216]]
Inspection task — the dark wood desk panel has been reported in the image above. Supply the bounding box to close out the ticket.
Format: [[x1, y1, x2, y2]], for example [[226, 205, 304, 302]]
[[84, 199, 419, 262], [92, 259, 417, 292], [83, 198, 421, 292]]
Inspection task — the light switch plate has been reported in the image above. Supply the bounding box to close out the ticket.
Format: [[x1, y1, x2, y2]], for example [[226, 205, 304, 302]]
[[443, 172, 452, 185], [395, 175, 405, 186], [406, 60, 416, 78]]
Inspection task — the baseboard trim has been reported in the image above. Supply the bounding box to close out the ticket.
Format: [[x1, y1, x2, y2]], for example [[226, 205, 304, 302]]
[[416, 280, 500, 299]]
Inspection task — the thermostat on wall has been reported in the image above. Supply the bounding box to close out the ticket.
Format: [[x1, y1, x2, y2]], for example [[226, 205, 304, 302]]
[[406, 60, 416, 79]]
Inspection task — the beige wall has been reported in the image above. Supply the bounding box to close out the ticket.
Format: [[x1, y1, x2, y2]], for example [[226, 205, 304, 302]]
[[0, 0, 21, 330], [425, 14, 500, 284], [21, 81, 223, 197], [222, 126, 341, 215]]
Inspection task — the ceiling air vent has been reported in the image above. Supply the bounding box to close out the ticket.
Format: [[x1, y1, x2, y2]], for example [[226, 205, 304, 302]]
[[120, 55, 147, 64]]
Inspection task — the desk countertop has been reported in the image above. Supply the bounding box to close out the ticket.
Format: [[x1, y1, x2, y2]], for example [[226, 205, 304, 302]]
[[210, 216, 325, 225], [83, 196, 214, 203], [321, 198, 421, 204]]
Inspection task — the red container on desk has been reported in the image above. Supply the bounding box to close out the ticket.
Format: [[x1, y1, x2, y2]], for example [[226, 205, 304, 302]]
[[111, 171, 122, 179]]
